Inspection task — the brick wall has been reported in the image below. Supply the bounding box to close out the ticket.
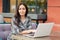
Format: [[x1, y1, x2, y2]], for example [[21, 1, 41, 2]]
[[47, 0, 60, 24], [0, 0, 2, 13]]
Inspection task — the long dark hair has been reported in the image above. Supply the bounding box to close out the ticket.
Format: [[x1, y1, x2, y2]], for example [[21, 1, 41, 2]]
[[14, 2, 28, 27]]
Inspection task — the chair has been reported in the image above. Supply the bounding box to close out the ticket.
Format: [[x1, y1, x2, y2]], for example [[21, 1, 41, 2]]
[[0, 24, 11, 40]]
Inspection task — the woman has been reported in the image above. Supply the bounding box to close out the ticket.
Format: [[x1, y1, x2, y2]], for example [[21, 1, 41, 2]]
[[7, 2, 36, 40]]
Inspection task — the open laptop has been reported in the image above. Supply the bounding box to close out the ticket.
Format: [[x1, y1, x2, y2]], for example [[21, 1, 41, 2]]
[[23, 23, 54, 38]]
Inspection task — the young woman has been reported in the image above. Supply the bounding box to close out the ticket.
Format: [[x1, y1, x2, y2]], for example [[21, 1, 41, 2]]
[[7, 2, 36, 40]]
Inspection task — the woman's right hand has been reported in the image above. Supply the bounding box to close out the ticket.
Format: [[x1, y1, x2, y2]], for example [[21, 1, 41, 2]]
[[20, 30, 31, 34], [20, 30, 36, 34]]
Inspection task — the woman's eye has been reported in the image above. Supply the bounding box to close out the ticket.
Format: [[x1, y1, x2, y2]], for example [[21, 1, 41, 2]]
[[23, 8, 25, 10], [19, 8, 21, 10]]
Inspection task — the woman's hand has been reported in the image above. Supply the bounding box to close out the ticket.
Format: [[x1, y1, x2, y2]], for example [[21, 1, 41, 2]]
[[20, 30, 36, 34], [20, 30, 31, 34], [30, 29, 36, 32]]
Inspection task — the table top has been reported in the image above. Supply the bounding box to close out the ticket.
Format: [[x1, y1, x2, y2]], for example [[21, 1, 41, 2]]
[[11, 30, 60, 40], [11, 34, 60, 40]]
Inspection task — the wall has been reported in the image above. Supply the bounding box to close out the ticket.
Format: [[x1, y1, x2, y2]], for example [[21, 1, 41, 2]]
[[0, 0, 2, 13], [47, 0, 60, 24]]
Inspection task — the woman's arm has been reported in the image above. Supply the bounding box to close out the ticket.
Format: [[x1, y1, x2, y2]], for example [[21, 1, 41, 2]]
[[11, 18, 19, 34], [20, 17, 36, 34]]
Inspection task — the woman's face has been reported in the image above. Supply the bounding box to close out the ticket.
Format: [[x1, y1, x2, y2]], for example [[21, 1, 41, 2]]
[[18, 5, 26, 16]]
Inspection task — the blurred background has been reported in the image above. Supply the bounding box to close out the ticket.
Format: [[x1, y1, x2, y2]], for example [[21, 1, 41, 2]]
[[0, 0, 47, 24]]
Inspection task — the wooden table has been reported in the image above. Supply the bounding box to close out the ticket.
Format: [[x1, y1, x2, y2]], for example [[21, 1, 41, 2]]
[[11, 34, 60, 40]]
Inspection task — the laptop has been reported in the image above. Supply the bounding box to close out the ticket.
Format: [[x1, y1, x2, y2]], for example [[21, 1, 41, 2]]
[[23, 23, 54, 38]]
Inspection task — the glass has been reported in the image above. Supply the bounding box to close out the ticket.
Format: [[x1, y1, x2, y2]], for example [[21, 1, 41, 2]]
[[21, 0, 47, 14]]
